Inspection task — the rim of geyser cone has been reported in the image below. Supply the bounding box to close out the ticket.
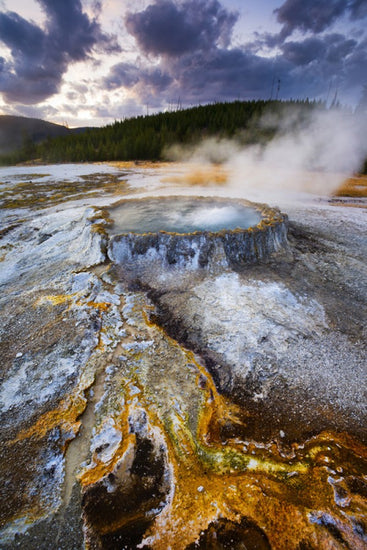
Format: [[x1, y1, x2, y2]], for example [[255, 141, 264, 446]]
[[105, 195, 286, 237]]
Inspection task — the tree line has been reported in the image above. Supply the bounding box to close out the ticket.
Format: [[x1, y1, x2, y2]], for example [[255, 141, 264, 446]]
[[0, 99, 366, 173]]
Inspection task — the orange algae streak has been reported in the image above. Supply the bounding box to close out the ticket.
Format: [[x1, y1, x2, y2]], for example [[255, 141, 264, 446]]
[[108, 160, 172, 170], [34, 293, 113, 351], [11, 392, 87, 447], [144, 308, 242, 449], [143, 325, 367, 547], [85, 301, 112, 313], [76, 294, 367, 549], [333, 175, 367, 197], [35, 294, 112, 311], [143, 314, 304, 476], [143, 428, 367, 549], [12, 296, 114, 447], [35, 293, 76, 307], [161, 166, 229, 186], [78, 380, 143, 487]]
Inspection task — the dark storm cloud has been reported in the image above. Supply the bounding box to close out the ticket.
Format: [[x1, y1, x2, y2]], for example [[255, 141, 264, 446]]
[[281, 34, 357, 66], [349, 0, 367, 19], [105, 62, 172, 93], [111, 0, 278, 103], [38, 0, 104, 60], [170, 49, 289, 100], [125, 0, 238, 56], [337, 37, 367, 88], [274, 0, 347, 36], [106, 46, 291, 105], [107, 0, 367, 111], [0, 0, 118, 104], [248, 0, 367, 104], [281, 38, 326, 66], [274, 0, 367, 38], [323, 34, 358, 63], [279, 34, 367, 101], [0, 11, 45, 53], [106, 63, 140, 89]]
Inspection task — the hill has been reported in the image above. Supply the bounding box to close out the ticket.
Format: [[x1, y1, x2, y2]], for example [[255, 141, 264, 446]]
[[7, 100, 324, 164], [0, 100, 366, 173], [0, 115, 72, 154]]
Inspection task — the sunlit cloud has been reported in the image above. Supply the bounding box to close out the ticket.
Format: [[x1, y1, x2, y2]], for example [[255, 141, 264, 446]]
[[0, 0, 366, 125]]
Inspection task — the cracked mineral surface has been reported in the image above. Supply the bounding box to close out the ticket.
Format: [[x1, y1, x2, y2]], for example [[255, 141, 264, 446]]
[[0, 162, 366, 549]]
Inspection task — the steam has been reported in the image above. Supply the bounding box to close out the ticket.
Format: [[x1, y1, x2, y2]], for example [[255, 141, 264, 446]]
[[164, 106, 367, 201]]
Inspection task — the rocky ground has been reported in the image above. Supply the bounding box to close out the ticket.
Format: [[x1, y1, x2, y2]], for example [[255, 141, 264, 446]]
[[149, 203, 367, 444], [0, 163, 366, 549]]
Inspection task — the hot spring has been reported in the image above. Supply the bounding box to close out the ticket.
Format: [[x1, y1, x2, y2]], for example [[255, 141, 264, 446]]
[[107, 196, 288, 271], [108, 196, 262, 235]]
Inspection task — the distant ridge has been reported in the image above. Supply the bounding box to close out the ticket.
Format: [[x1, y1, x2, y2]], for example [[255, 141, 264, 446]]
[[0, 101, 365, 174], [0, 115, 89, 154]]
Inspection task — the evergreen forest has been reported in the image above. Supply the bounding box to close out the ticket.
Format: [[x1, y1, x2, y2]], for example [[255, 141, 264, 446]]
[[1, 99, 366, 174]]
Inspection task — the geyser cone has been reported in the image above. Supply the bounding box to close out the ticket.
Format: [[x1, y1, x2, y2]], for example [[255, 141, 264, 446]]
[[107, 196, 288, 273]]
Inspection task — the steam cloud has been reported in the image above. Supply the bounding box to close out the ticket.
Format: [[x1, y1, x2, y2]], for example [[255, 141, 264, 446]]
[[164, 106, 367, 199]]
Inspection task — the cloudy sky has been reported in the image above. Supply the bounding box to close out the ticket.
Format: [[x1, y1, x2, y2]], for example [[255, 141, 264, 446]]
[[0, 0, 366, 127]]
